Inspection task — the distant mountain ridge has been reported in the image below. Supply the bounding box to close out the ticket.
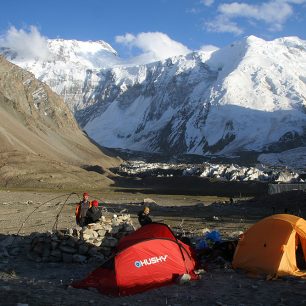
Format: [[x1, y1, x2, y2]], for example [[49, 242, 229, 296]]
[[2, 35, 306, 156]]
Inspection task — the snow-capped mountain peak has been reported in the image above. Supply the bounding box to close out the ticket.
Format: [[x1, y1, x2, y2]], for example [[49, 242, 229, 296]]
[[46, 39, 118, 66], [1, 35, 306, 157]]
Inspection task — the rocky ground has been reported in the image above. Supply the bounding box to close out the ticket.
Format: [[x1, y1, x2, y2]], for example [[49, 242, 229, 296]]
[[1, 189, 306, 306]]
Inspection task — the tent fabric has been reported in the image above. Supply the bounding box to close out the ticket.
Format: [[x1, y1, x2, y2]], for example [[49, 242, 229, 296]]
[[74, 267, 119, 295], [73, 223, 198, 295], [232, 214, 306, 277], [116, 222, 177, 252]]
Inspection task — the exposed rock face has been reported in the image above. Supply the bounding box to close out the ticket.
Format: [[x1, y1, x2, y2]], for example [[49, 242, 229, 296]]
[[0, 56, 119, 189], [0, 55, 78, 133]]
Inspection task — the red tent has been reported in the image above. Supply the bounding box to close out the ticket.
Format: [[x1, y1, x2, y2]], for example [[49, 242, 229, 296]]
[[73, 223, 199, 295]]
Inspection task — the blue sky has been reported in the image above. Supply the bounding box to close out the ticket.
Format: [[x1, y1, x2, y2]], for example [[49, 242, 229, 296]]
[[0, 0, 306, 61]]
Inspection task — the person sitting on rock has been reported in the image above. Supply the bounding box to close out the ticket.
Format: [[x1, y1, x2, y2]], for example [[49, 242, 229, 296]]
[[138, 206, 152, 226], [85, 200, 102, 225], [75, 192, 91, 227]]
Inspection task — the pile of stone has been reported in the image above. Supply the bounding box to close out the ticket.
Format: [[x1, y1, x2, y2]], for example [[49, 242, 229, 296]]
[[27, 214, 135, 264]]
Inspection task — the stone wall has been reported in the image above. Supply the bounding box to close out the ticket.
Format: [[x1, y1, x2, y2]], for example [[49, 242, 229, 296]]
[[27, 214, 135, 264]]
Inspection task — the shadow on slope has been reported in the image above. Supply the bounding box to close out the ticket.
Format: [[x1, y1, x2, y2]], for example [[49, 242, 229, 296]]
[[110, 175, 269, 197]]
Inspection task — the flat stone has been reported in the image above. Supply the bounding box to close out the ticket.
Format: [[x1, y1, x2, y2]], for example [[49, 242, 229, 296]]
[[121, 214, 130, 221], [143, 198, 158, 206], [82, 234, 91, 240], [0, 246, 9, 257], [92, 231, 98, 238], [91, 240, 102, 247], [100, 247, 112, 256], [110, 226, 120, 234], [97, 229, 106, 237], [28, 251, 42, 263], [0, 236, 14, 247], [78, 244, 89, 255], [66, 237, 77, 248], [42, 245, 51, 257], [62, 253, 73, 263], [51, 241, 58, 250], [48, 255, 62, 262], [124, 224, 135, 232], [51, 235, 60, 241], [94, 223, 103, 229], [104, 225, 112, 232], [88, 223, 103, 230], [73, 254, 87, 263], [102, 237, 118, 247], [82, 228, 94, 236], [88, 247, 99, 256], [59, 245, 77, 254], [50, 249, 62, 258], [176, 273, 191, 285], [92, 253, 105, 261], [32, 242, 45, 255], [37, 236, 47, 243]]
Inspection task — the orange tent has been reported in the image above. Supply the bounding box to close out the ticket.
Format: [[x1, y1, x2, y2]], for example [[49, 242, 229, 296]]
[[232, 214, 306, 277]]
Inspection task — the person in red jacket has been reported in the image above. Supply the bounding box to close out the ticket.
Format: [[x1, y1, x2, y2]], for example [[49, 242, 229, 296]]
[[75, 192, 91, 226]]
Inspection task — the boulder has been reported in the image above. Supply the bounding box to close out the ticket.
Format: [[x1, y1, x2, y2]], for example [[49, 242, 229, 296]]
[[143, 198, 158, 207], [59, 245, 77, 254], [78, 244, 89, 255], [62, 253, 73, 263], [73, 254, 87, 263]]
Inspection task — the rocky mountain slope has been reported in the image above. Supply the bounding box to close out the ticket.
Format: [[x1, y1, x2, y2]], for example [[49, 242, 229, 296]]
[[2, 36, 306, 157], [0, 56, 120, 189]]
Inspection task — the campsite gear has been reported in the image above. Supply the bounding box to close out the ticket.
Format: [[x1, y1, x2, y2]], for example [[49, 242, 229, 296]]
[[196, 230, 222, 250], [233, 214, 306, 277], [204, 230, 221, 244], [72, 223, 199, 295], [212, 240, 238, 261], [201, 240, 238, 263], [196, 238, 208, 250]]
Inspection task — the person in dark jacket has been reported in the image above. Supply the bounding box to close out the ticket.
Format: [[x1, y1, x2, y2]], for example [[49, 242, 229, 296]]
[[75, 192, 91, 227], [138, 206, 152, 226], [85, 200, 102, 225]]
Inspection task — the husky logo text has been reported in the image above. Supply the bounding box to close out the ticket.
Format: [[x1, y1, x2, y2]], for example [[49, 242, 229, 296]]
[[134, 255, 168, 268]]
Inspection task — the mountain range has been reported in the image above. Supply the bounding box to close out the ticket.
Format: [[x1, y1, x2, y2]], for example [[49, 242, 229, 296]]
[[2, 35, 306, 160]]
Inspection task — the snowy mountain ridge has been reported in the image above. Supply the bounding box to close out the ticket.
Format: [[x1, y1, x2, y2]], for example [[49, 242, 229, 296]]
[[1, 35, 306, 157], [1, 39, 118, 111]]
